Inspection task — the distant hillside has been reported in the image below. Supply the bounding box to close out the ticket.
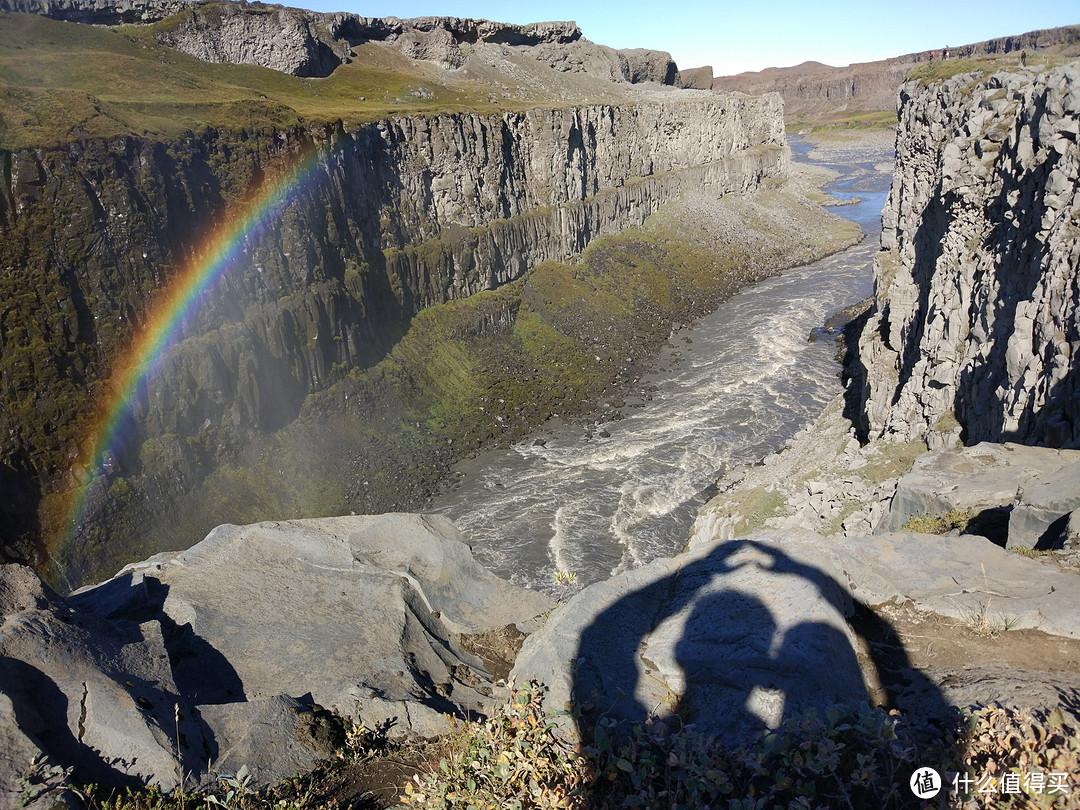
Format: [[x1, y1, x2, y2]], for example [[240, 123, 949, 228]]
[[715, 24, 1080, 128]]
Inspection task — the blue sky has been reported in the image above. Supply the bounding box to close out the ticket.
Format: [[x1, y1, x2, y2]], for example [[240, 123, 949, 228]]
[[300, 0, 1079, 76]]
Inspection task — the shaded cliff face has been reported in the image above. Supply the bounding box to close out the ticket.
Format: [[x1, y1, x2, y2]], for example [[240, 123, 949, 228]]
[[852, 63, 1080, 450], [0, 93, 786, 572]]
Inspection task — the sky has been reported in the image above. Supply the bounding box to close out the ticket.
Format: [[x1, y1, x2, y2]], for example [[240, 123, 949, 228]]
[[299, 0, 1079, 76]]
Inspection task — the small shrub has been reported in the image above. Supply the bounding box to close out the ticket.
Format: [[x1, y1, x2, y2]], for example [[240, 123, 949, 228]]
[[957, 703, 1080, 808], [902, 508, 972, 535], [590, 704, 921, 809], [402, 679, 592, 808], [1009, 546, 1053, 559]]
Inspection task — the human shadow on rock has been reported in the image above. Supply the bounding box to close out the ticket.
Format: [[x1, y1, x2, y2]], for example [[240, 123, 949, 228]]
[[0, 657, 141, 789], [572, 538, 955, 754], [72, 572, 245, 706]]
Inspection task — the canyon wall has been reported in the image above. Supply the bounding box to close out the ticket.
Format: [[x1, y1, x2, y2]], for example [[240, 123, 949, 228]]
[[0, 0, 681, 83], [852, 63, 1080, 450], [0, 93, 786, 561]]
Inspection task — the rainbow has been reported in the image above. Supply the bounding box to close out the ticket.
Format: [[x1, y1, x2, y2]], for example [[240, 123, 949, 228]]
[[61, 143, 327, 556]]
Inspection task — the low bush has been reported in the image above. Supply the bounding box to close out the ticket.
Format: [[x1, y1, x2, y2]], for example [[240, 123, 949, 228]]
[[901, 508, 972, 535], [26, 683, 1080, 808]]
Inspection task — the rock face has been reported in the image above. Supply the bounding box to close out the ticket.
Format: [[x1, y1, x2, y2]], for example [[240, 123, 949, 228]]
[[0, 563, 189, 800], [0, 0, 188, 24], [0, 93, 785, 572], [676, 65, 714, 90], [1, 0, 687, 84], [852, 64, 1080, 450], [154, 1, 352, 78], [0, 514, 551, 799]]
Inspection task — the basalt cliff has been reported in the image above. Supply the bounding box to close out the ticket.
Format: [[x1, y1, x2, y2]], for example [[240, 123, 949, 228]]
[[0, 1, 805, 585], [853, 63, 1080, 450]]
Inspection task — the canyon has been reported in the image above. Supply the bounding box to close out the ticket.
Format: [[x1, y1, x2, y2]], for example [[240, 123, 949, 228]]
[[0, 0, 801, 585], [0, 1, 1079, 805]]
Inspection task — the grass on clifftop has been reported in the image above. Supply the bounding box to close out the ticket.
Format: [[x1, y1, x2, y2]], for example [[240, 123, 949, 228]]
[[0, 11, 500, 149], [904, 52, 1078, 87], [786, 109, 897, 135]]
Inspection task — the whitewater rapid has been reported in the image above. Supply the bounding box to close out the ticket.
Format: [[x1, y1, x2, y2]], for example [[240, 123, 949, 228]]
[[430, 137, 892, 596]]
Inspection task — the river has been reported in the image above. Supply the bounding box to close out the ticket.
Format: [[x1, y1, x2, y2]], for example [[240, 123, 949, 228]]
[[430, 136, 893, 597]]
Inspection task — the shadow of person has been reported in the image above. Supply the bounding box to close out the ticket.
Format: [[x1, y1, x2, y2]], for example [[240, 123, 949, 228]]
[[572, 536, 955, 757], [0, 657, 141, 789], [571, 539, 745, 731], [670, 589, 779, 741]]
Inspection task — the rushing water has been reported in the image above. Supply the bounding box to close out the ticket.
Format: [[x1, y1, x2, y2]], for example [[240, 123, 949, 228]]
[[430, 137, 893, 596]]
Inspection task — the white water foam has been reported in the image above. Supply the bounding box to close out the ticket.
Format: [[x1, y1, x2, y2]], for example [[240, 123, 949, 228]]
[[431, 140, 892, 596]]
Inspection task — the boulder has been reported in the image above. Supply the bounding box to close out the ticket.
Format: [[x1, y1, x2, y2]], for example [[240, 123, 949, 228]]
[[879, 442, 1080, 549], [618, 48, 678, 84], [0, 564, 184, 801], [676, 66, 714, 90], [512, 532, 867, 743], [2, 514, 551, 795], [802, 530, 1080, 638], [71, 514, 552, 740]]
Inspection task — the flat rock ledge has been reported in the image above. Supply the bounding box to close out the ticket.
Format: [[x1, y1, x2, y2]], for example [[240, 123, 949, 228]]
[[0, 514, 551, 804], [513, 524, 1080, 745]]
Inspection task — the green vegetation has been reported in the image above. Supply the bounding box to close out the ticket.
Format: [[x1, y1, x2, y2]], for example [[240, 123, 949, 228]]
[[854, 439, 927, 486], [0, 9, 502, 149], [23, 682, 1080, 809], [904, 52, 1076, 88], [900, 508, 972, 535], [720, 486, 788, 537], [786, 109, 896, 135], [934, 408, 961, 434], [1010, 546, 1054, 559]]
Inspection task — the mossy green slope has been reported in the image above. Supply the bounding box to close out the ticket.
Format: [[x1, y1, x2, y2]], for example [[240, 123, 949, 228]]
[[62, 177, 861, 586]]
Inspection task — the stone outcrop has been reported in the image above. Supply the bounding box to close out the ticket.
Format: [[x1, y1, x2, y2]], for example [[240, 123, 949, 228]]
[[852, 63, 1080, 450], [0, 514, 550, 800], [676, 65, 714, 90], [0, 0, 188, 24], [879, 442, 1080, 550], [154, 1, 353, 77], [0, 0, 687, 84], [0, 563, 186, 802]]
